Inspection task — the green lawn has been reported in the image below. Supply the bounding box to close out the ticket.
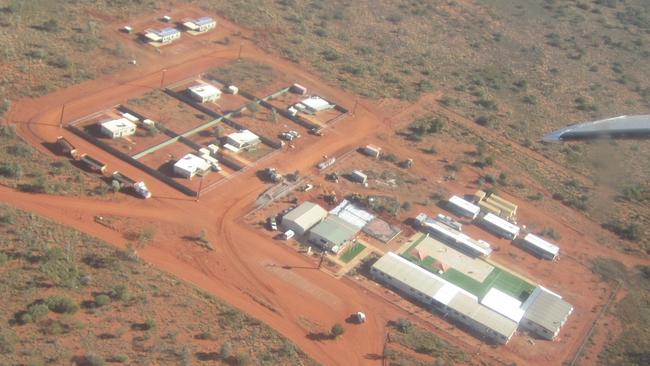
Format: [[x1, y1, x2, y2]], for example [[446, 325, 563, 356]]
[[401, 233, 535, 301], [340, 242, 366, 263]]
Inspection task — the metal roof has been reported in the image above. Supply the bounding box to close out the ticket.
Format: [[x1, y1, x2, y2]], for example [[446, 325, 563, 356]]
[[523, 233, 559, 257], [309, 215, 359, 247], [282, 202, 327, 231], [423, 220, 492, 256], [448, 195, 480, 216], [481, 213, 520, 237], [329, 199, 375, 229], [481, 288, 525, 322], [543, 115, 650, 142], [158, 27, 180, 37], [100, 118, 136, 133], [521, 286, 573, 333], [195, 16, 215, 26]]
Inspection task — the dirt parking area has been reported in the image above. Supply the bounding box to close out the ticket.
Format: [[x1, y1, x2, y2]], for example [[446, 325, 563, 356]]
[[126, 90, 213, 135]]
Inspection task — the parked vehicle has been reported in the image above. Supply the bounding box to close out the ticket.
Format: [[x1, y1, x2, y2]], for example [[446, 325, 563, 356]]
[[281, 230, 295, 240], [267, 217, 278, 231]]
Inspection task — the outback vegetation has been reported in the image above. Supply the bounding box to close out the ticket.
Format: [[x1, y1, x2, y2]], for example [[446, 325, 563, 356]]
[[0, 204, 315, 365]]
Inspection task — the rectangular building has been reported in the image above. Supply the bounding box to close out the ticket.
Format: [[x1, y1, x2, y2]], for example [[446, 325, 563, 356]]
[[478, 200, 502, 216], [100, 118, 137, 139], [281, 202, 327, 236], [183, 16, 217, 33], [370, 253, 517, 344], [422, 220, 492, 257], [224, 130, 260, 152], [173, 153, 210, 179], [447, 195, 480, 219], [520, 286, 573, 340], [189, 83, 221, 103], [144, 27, 181, 44], [519, 233, 560, 260], [480, 213, 520, 240], [308, 215, 359, 253]]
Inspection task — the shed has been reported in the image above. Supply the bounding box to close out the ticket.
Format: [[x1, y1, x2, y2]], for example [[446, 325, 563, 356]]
[[281, 202, 328, 235], [350, 170, 367, 184], [519, 233, 560, 260], [226, 85, 239, 94], [479, 213, 520, 240], [100, 118, 137, 139], [296, 96, 334, 114], [362, 145, 382, 158], [224, 130, 260, 151], [173, 153, 210, 179], [290, 83, 307, 95], [520, 286, 573, 340], [447, 195, 481, 219], [144, 27, 180, 44], [308, 215, 359, 253], [183, 16, 217, 33], [189, 83, 221, 103]]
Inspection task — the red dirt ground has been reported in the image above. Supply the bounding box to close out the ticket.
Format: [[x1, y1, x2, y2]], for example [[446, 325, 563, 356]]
[[4, 5, 649, 366]]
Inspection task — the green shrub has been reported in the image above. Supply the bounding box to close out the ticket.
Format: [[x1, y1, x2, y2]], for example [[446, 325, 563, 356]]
[[84, 353, 105, 366], [220, 342, 232, 359], [0, 163, 22, 178], [330, 323, 345, 338], [143, 318, 156, 331], [94, 294, 110, 307], [235, 353, 251, 366], [27, 303, 50, 322], [0, 252, 7, 265], [108, 285, 130, 301], [110, 354, 129, 363], [45, 295, 78, 314], [396, 318, 412, 333], [408, 115, 445, 136]]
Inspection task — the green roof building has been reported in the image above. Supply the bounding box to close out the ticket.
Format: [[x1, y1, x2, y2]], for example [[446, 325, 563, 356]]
[[308, 215, 359, 253]]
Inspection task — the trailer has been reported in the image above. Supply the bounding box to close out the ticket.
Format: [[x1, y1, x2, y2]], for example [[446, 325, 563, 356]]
[[79, 154, 107, 174], [447, 195, 481, 219], [56, 136, 78, 158], [479, 213, 520, 240], [111, 171, 152, 199], [317, 156, 336, 170]]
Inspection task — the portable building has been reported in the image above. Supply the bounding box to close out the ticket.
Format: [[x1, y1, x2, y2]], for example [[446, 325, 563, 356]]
[[308, 215, 359, 253], [183, 16, 217, 33], [473, 190, 487, 203], [422, 220, 492, 257], [520, 286, 573, 340], [370, 252, 517, 344], [478, 200, 502, 216], [100, 118, 137, 139], [447, 195, 481, 219], [281, 202, 328, 235], [484, 199, 516, 220], [519, 233, 560, 260], [79, 154, 107, 174], [173, 153, 210, 179], [350, 170, 367, 184], [362, 145, 382, 158], [144, 27, 180, 44], [56, 136, 77, 158], [224, 130, 260, 152], [486, 194, 518, 215], [290, 83, 307, 95], [189, 83, 221, 103], [480, 213, 520, 240], [226, 85, 239, 94], [296, 96, 334, 114]]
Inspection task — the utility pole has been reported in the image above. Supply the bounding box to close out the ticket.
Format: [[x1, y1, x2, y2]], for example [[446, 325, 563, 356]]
[[59, 103, 66, 128], [352, 97, 359, 116], [160, 69, 167, 89], [318, 250, 326, 269]]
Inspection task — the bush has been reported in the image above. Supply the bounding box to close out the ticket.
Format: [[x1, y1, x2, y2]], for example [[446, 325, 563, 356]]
[[84, 353, 105, 366], [109, 354, 129, 363], [45, 295, 78, 314], [408, 115, 445, 136], [220, 342, 232, 359], [475, 115, 494, 126], [41, 19, 60, 32], [235, 353, 251, 366], [396, 318, 412, 333], [27, 303, 50, 322], [7, 144, 32, 157], [108, 284, 130, 301], [94, 294, 110, 307], [143, 318, 156, 331], [330, 323, 345, 338], [0, 252, 7, 266], [540, 227, 561, 241]]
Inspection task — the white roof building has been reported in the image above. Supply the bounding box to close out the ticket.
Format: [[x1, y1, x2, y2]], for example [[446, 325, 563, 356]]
[[189, 83, 221, 103], [520, 286, 573, 340], [144, 27, 181, 44], [100, 118, 137, 139], [520, 233, 560, 260], [447, 195, 481, 219], [480, 288, 525, 322], [224, 130, 260, 152], [422, 220, 492, 257], [370, 252, 518, 344], [281, 202, 328, 235], [183, 16, 217, 33], [480, 213, 520, 240], [295, 96, 334, 114], [173, 153, 210, 179]]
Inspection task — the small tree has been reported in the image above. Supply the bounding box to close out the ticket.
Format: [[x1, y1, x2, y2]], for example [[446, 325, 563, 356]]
[[268, 108, 279, 123], [395, 318, 412, 333], [330, 323, 345, 339], [247, 102, 260, 119], [220, 342, 232, 360], [94, 294, 111, 307], [213, 125, 225, 139]]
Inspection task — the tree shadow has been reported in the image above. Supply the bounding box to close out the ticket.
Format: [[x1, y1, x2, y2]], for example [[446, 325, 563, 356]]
[[306, 332, 333, 341], [365, 353, 383, 360], [195, 352, 220, 361]]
